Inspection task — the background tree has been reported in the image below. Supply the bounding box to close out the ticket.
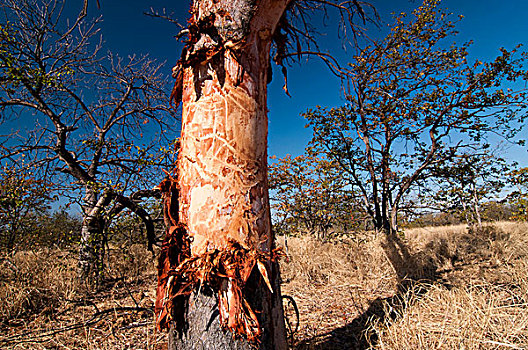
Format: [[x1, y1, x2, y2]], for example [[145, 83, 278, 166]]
[[34, 208, 82, 249], [0, 0, 177, 281], [305, 0, 527, 241], [0, 164, 54, 253], [507, 167, 528, 221], [269, 154, 359, 240], [155, 0, 378, 349], [106, 198, 165, 248], [427, 149, 511, 228]]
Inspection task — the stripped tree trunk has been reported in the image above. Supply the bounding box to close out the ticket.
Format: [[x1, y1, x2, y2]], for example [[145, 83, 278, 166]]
[[156, 1, 290, 349]]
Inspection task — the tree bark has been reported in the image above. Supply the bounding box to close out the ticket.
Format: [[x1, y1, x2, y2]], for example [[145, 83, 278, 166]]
[[390, 207, 398, 236], [78, 216, 104, 281], [471, 182, 483, 229], [78, 187, 159, 282], [78, 188, 110, 283], [162, 1, 290, 348], [168, 261, 286, 350]]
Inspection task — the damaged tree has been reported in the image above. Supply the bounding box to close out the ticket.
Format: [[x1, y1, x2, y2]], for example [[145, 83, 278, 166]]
[[157, 3, 291, 348], [155, 0, 377, 349]]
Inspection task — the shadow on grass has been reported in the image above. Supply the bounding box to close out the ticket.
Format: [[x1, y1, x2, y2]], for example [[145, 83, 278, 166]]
[[295, 236, 449, 350], [294, 225, 510, 349], [294, 282, 433, 350]]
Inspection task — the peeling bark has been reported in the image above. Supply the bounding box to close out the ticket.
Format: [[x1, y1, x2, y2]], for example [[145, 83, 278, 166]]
[[177, 0, 287, 256], [156, 0, 290, 348], [167, 261, 286, 350], [78, 188, 109, 282], [156, 174, 287, 348]]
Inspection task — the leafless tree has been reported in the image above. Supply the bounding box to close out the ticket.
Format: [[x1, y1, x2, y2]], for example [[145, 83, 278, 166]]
[[0, 0, 178, 281]]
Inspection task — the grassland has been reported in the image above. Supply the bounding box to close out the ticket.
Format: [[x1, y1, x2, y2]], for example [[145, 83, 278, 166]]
[[1, 222, 527, 349]]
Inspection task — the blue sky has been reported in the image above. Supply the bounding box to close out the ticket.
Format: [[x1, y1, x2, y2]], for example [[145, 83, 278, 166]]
[[44, 0, 528, 163]]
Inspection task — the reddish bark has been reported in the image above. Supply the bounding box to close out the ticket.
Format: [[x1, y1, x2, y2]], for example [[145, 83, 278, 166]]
[[156, 1, 290, 348]]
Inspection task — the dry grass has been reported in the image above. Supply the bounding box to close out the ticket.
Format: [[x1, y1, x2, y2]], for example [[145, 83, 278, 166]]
[[278, 222, 528, 349], [0, 249, 78, 324], [278, 234, 397, 345], [2, 222, 528, 349], [370, 277, 528, 349], [367, 222, 528, 350], [0, 245, 162, 350]]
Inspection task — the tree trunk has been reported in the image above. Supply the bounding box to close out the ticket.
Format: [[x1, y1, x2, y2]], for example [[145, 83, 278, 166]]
[[168, 261, 285, 350], [390, 205, 399, 235], [461, 200, 472, 227], [78, 216, 105, 281], [471, 183, 483, 229], [78, 188, 108, 283], [160, 1, 289, 348]]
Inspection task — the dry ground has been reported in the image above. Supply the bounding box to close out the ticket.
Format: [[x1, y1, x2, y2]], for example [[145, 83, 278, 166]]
[[1, 221, 527, 349]]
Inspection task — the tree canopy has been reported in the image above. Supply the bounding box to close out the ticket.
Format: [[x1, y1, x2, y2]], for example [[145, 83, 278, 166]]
[[0, 0, 178, 277], [303, 0, 528, 235]]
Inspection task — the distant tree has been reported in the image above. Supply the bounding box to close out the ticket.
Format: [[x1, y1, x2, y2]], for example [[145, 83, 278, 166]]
[[507, 167, 528, 221], [403, 211, 461, 228], [0, 164, 54, 253], [0, 0, 177, 281], [36, 208, 83, 249], [305, 0, 527, 240], [427, 150, 510, 228], [269, 154, 359, 239], [480, 201, 514, 222]]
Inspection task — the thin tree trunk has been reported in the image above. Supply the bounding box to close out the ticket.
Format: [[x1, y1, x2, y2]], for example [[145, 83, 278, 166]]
[[471, 182, 483, 229], [161, 1, 289, 348], [78, 188, 109, 283], [461, 200, 472, 226], [390, 208, 398, 235]]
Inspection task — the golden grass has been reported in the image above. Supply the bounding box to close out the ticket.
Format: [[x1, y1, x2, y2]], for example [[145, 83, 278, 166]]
[[2, 221, 528, 349], [278, 221, 528, 349], [278, 235, 397, 344], [367, 222, 528, 350], [0, 249, 79, 323], [370, 277, 528, 350], [0, 246, 162, 350]]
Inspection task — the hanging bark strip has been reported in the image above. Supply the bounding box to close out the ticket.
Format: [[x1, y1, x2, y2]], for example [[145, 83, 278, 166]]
[[155, 173, 189, 333], [155, 173, 283, 343]]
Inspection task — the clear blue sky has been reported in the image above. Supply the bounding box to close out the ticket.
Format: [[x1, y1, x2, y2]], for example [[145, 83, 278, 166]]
[[59, 0, 528, 163]]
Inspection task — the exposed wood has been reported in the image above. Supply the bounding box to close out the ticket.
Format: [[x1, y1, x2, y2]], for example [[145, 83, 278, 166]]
[[156, 0, 290, 348]]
